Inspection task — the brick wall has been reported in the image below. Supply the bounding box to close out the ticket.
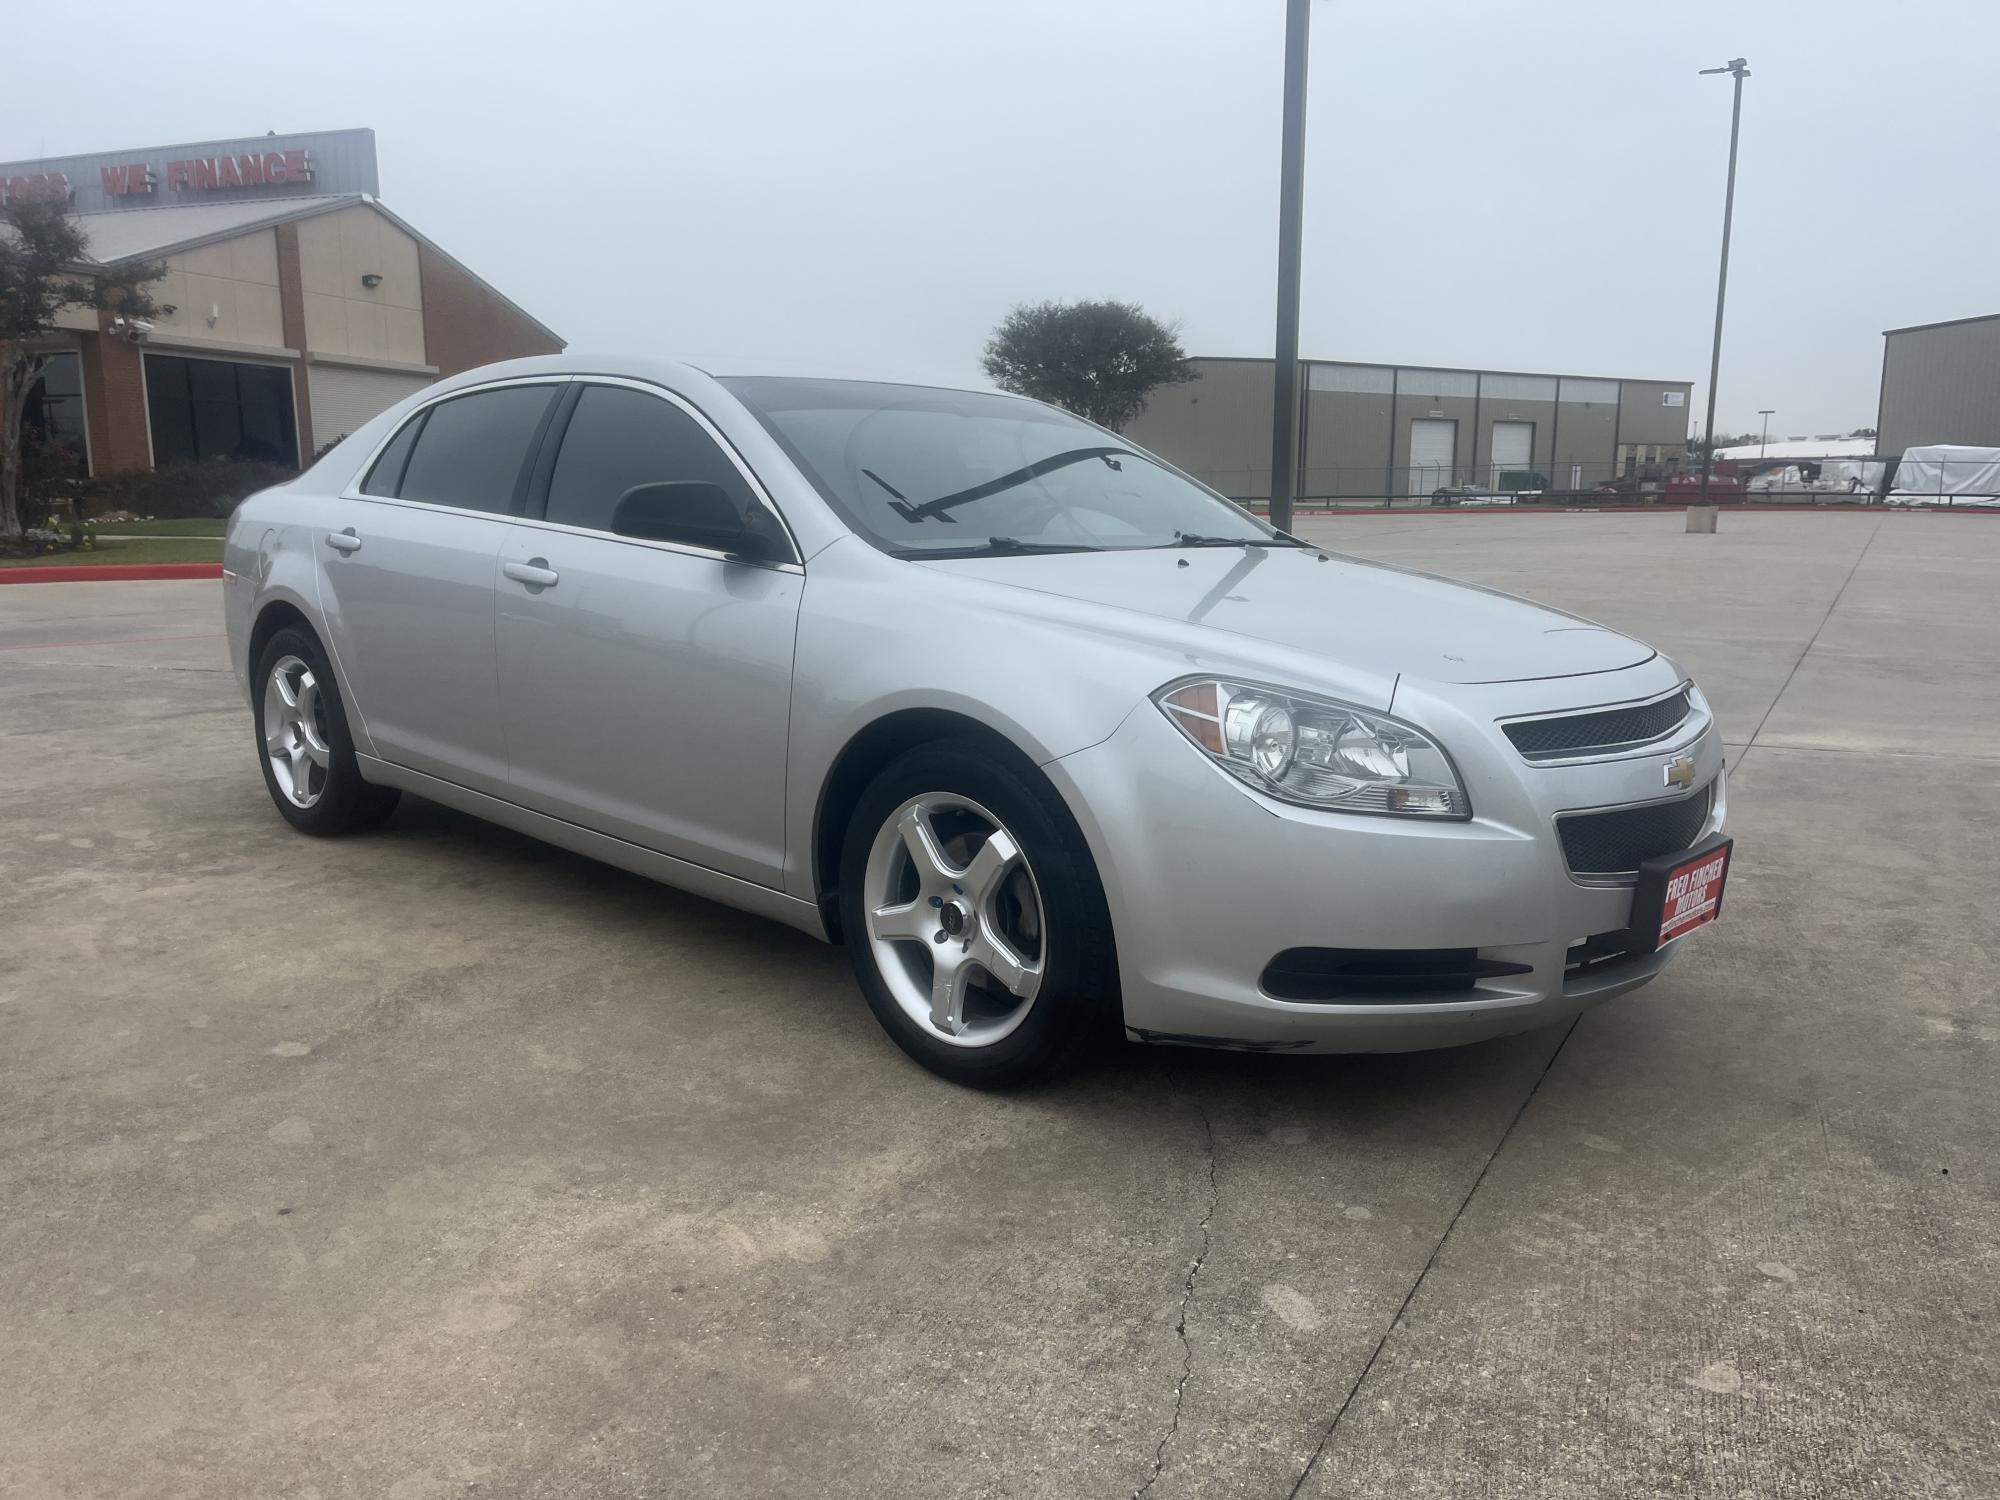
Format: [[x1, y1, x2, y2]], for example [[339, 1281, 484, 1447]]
[[77, 324, 152, 474], [417, 244, 562, 377]]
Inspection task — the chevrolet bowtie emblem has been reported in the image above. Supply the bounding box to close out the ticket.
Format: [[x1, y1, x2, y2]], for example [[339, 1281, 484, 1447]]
[[1663, 754, 1697, 789]]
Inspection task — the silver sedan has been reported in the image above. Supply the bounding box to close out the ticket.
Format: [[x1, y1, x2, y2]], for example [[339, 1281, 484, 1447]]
[[224, 356, 1732, 1086]]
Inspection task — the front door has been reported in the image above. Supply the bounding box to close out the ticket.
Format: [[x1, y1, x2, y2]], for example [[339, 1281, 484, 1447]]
[[316, 380, 562, 798], [495, 380, 802, 889]]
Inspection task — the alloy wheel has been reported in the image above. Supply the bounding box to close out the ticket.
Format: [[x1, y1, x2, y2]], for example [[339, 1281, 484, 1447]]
[[263, 654, 331, 809], [863, 794, 1047, 1047]]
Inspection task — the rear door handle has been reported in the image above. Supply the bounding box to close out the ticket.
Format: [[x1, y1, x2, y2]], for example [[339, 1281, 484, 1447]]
[[503, 559, 560, 589], [324, 528, 362, 553]]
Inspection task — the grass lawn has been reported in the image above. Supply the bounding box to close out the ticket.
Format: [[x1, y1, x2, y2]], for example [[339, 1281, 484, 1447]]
[[0, 537, 223, 568], [88, 518, 227, 537]]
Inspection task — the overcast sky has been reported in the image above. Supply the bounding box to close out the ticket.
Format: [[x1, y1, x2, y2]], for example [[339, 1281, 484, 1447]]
[[8, 0, 1994, 437]]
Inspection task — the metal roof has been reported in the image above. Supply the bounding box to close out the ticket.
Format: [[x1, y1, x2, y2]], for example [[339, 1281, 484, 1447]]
[[71, 194, 364, 263]]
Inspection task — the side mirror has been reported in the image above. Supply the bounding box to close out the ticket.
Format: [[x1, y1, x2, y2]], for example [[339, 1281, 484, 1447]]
[[610, 481, 782, 563]]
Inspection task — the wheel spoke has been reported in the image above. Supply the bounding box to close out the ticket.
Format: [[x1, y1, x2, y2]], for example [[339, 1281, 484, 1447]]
[[298, 716, 331, 767], [271, 667, 300, 712], [973, 933, 1043, 1002], [897, 805, 954, 888], [287, 743, 311, 801], [294, 670, 319, 730], [264, 714, 290, 758], [868, 900, 932, 943], [930, 951, 970, 1035], [959, 829, 1021, 907]]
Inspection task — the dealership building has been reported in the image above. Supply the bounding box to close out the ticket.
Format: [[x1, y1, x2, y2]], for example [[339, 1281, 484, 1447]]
[[1122, 357, 1695, 501], [5, 129, 561, 478], [1875, 313, 2000, 457]]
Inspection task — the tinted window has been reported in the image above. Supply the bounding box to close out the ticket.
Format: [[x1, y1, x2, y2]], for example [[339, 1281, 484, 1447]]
[[396, 386, 556, 513], [145, 353, 299, 467], [22, 352, 89, 477], [360, 413, 423, 496], [545, 384, 759, 535]]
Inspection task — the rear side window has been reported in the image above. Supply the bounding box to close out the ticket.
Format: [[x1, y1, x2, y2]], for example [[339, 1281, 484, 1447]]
[[360, 413, 422, 495], [392, 385, 557, 513], [544, 384, 760, 534]]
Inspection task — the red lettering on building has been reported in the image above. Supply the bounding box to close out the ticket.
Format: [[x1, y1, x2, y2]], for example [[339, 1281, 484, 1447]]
[[191, 158, 217, 190], [216, 155, 241, 188], [282, 149, 310, 183], [1, 172, 71, 205], [166, 160, 190, 191], [237, 153, 265, 186], [263, 152, 287, 183]]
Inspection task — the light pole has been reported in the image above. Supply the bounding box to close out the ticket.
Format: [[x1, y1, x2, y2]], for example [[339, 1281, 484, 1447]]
[[1695, 58, 1750, 508], [1758, 409, 1774, 458], [1267, 0, 1310, 532]]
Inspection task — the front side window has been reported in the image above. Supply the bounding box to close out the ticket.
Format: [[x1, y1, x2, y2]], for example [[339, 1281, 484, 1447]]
[[543, 384, 761, 534], [390, 385, 556, 513], [719, 377, 1278, 558], [145, 353, 299, 467]]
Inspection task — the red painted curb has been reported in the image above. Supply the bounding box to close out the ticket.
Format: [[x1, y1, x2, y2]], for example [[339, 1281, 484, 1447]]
[[0, 563, 224, 584]]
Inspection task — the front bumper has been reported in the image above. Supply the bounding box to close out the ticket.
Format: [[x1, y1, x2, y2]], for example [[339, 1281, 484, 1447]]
[[1044, 668, 1727, 1053]]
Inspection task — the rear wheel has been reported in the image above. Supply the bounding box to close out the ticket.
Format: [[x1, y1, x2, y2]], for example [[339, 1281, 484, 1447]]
[[253, 626, 399, 836], [839, 741, 1118, 1087]]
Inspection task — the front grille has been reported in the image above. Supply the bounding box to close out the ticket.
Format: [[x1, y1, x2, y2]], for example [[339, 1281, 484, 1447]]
[[1505, 688, 1694, 760], [1558, 784, 1713, 878]]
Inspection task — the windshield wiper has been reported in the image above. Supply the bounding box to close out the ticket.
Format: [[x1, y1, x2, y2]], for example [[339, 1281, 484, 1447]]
[[904, 536, 1095, 559], [889, 447, 1136, 524]]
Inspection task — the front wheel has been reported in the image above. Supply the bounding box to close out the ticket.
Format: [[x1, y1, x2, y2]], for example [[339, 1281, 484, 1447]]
[[838, 741, 1118, 1087]]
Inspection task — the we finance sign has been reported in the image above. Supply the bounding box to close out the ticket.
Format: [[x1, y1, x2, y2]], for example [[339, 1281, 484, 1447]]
[[101, 148, 314, 198]]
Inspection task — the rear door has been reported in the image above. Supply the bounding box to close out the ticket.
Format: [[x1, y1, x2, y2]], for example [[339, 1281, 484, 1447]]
[[495, 379, 803, 888], [317, 379, 563, 797]]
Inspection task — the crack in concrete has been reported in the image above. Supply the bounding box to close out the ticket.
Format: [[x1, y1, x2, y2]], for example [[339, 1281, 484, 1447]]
[[1283, 1018, 1581, 1499], [1132, 1100, 1218, 1500]]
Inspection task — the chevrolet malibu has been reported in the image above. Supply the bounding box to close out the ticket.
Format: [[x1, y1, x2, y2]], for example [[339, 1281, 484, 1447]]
[[224, 356, 1732, 1086]]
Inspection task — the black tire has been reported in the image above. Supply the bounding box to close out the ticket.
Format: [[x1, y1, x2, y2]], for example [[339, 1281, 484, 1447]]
[[252, 625, 400, 836], [838, 739, 1119, 1088]]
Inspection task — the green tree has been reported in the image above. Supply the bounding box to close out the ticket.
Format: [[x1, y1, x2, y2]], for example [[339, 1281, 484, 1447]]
[[981, 299, 1192, 431], [2, 200, 164, 537]]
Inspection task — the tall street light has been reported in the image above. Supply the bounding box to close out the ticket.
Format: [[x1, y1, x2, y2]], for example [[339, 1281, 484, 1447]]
[[1695, 57, 1750, 507], [1268, 0, 1311, 533], [1758, 408, 1775, 457]]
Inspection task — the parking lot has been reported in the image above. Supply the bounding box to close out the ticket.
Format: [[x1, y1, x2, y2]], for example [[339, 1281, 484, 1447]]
[[3, 510, 1996, 1498]]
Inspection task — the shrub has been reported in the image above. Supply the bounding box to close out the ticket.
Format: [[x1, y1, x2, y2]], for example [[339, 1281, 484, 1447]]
[[73, 457, 299, 520]]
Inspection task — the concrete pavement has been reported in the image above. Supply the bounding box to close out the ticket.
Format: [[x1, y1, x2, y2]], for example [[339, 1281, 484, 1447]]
[[2, 512, 1995, 1497]]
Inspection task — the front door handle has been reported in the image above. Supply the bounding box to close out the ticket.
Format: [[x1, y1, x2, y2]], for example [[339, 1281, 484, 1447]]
[[503, 558, 560, 589], [324, 528, 362, 554]]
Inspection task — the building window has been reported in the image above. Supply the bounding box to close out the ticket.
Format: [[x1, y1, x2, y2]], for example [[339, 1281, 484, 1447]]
[[22, 352, 90, 477], [145, 353, 299, 467]]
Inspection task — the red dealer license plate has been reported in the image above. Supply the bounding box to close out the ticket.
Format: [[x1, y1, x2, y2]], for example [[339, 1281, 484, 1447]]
[[1630, 836, 1733, 953]]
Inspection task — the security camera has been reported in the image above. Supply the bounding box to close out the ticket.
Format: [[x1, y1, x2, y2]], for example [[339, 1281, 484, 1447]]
[[112, 316, 155, 342]]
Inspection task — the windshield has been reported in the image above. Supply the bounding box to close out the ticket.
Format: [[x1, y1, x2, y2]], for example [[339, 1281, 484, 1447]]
[[719, 377, 1279, 557]]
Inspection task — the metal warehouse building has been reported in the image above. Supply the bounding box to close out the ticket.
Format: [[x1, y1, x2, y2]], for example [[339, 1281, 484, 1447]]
[[1122, 357, 1694, 502], [1876, 314, 2000, 457], [5, 129, 561, 479]]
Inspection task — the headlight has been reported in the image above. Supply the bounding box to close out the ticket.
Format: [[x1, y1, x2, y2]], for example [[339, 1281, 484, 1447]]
[[1154, 678, 1469, 818]]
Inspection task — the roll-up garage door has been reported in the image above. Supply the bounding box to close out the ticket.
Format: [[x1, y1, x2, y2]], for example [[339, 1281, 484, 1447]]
[[1409, 418, 1456, 496], [1490, 421, 1533, 487], [309, 365, 434, 453]]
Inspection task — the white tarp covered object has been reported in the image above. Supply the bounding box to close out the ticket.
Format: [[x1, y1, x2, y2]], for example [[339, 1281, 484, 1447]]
[[1890, 445, 2000, 507]]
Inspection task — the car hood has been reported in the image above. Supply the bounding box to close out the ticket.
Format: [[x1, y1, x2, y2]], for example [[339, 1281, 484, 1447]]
[[919, 545, 1652, 685]]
